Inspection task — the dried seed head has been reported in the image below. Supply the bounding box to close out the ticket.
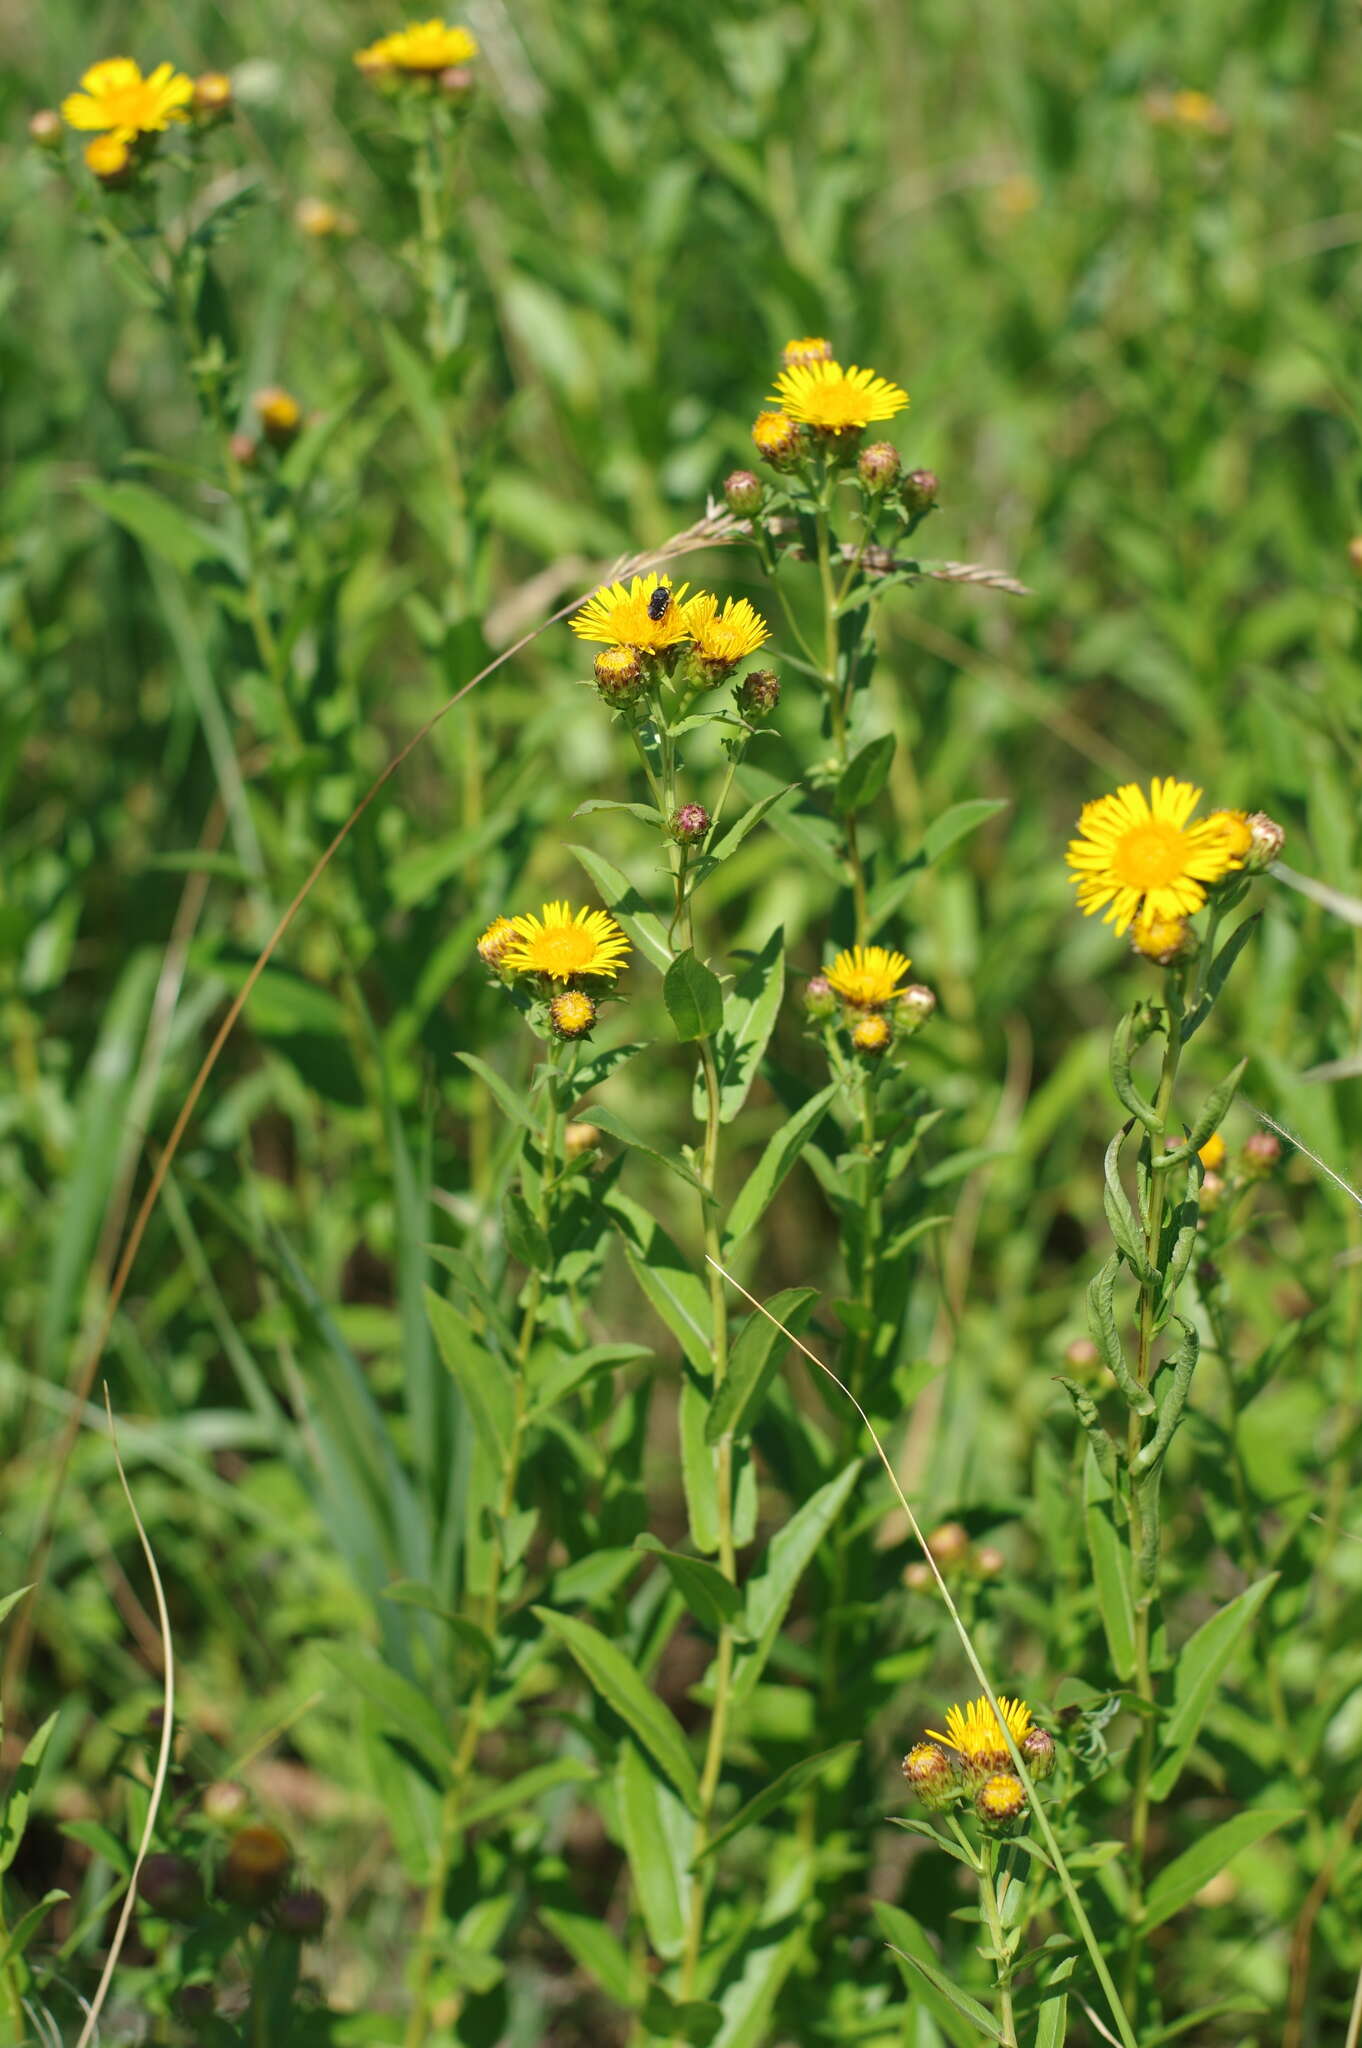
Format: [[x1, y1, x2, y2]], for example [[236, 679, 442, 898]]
[[1244, 811, 1285, 871]]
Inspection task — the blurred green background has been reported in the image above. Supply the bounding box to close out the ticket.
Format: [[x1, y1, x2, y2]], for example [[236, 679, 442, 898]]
[[3, 0, 1362, 2036]]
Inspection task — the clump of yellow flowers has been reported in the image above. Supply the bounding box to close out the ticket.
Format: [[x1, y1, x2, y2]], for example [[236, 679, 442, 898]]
[[902, 1693, 1058, 1836], [478, 902, 630, 1043]]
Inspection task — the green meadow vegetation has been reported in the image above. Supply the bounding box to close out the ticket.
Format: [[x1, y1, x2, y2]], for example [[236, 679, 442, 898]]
[[3, 0, 1362, 2042]]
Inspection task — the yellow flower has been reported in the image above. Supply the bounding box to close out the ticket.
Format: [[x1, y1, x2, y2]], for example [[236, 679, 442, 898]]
[[84, 135, 133, 182], [62, 58, 194, 143], [927, 1694, 1032, 1777], [682, 593, 770, 671], [1197, 1131, 1227, 1172], [503, 902, 631, 982], [1066, 778, 1245, 937], [550, 989, 597, 1040], [1202, 809, 1254, 861], [354, 20, 479, 73], [781, 336, 833, 368], [570, 574, 692, 653], [254, 387, 303, 447], [1130, 912, 1192, 964], [824, 945, 912, 1010], [770, 360, 909, 436], [975, 1772, 1027, 1831], [851, 1014, 891, 1056]]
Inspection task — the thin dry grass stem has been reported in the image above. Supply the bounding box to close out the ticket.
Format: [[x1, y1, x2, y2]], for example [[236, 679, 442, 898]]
[[7, 518, 737, 1713], [73, 1391, 176, 2048], [705, 1256, 1139, 2048], [1284, 1783, 1362, 2048], [1243, 1101, 1362, 1211], [1346, 1959, 1362, 2048]]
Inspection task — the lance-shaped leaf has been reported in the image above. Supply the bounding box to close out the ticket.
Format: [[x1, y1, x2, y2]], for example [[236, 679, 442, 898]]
[[723, 1085, 837, 1250], [1102, 1122, 1154, 1281], [1159, 1057, 1249, 1168], [634, 1536, 743, 1635], [835, 732, 896, 814], [1181, 916, 1261, 1042], [1084, 1448, 1135, 1682], [534, 1608, 702, 1813], [606, 1191, 714, 1377], [663, 949, 724, 1042], [1142, 1808, 1301, 1929], [707, 1287, 818, 1445], [616, 1741, 692, 1960], [694, 927, 784, 1125], [568, 843, 673, 970], [1110, 1007, 1161, 1132], [1133, 1319, 1199, 1478], [1087, 1255, 1153, 1415], [695, 1743, 859, 1864], [733, 1463, 860, 1703], [1057, 1376, 1118, 1487], [1147, 1574, 1278, 1800]]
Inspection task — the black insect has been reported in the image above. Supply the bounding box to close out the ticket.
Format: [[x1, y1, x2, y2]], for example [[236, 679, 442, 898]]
[[647, 584, 672, 620]]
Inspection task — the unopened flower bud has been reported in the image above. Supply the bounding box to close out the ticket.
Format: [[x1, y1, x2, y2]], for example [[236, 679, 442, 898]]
[[723, 469, 764, 518], [28, 109, 63, 148], [895, 983, 937, 1033], [670, 803, 710, 845], [1199, 1169, 1225, 1210], [193, 72, 233, 118], [219, 1826, 292, 1910], [804, 974, 836, 1020], [781, 336, 833, 368], [851, 1013, 891, 1057], [1349, 536, 1362, 576], [975, 1772, 1027, 1834], [901, 469, 939, 516], [751, 410, 802, 471], [229, 432, 258, 469], [858, 441, 901, 493], [1064, 1335, 1099, 1371], [564, 1121, 600, 1160], [1021, 1726, 1057, 1781], [274, 1888, 327, 1939], [85, 135, 133, 186], [201, 1780, 248, 1823], [1196, 1132, 1227, 1172], [736, 668, 780, 719], [438, 65, 476, 99], [253, 386, 302, 449], [1131, 914, 1194, 965], [1244, 811, 1285, 871], [902, 1741, 955, 1809], [295, 196, 341, 238], [476, 917, 518, 969], [593, 646, 646, 706], [927, 1520, 970, 1566], [549, 989, 596, 1041], [175, 1985, 216, 2021], [139, 1853, 203, 1922], [903, 1560, 933, 1592], [976, 1545, 1005, 1578], [1243, 1130, 1282, 1175]]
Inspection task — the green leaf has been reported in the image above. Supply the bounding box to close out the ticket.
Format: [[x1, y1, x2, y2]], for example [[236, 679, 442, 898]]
[[695, 1742, 857, 1863], [734, 1463, 861, 1703], [568, 844, 673, 971], [872, 1903, 979, 2048], [723, 1085, 837, 1250], [1142, 1808, 1301, 1929], [528, 1340, 654, 1419], [707, 1288, 819, 1445], [616, 1742, 691, 1961], [680, 1377, 720, 1554], [700, 927, 785, 1124], [704, 786, 796, 868], [888, 1816, 978, 1868], [425, 1290, 515, 1467], [1147, 1574, 1277, 1799], [922, 797, 1008, 865], [634, 1536, 742, 1634], [533, 1608, 702, 1812], [503, 1189, 550, 1271], [1035, 1955, 1076, 2048], [664, 949, 724, 1041], [455, 1053, 538, 1132], [323, 1651, 454, 1781], [380, 1583, 493, 1662], [0, 1712, 58, 1875], [1181, 917, 1261, 1041], [641, 1987, 723, 2044], [573, 798, 663, 825], [1083, 1450, 1135, 1683], [0, 1589, 32, 1632], [606, 1192, 714, 1377], [540, 1906, 639, 2007], [78, 478, 234, 578], [835, 733, 896, 814], [455, 1758, 598, 1832], [0, 1891, 67, 1972], [578, 1105, 704, 1189], [736, 765, 845, 883]]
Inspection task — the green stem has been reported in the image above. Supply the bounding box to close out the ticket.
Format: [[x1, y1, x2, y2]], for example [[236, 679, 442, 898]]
[[404, 1051, 561, 2047], [814, 500, 868, 942], [1123, 973, 1185, 2016], [978, 1842, 1018, 2048]]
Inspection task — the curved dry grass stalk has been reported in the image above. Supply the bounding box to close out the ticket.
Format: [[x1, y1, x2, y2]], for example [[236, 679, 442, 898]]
[[73, 1392, 175, 2048], [705, 1257, 1139, 2048]]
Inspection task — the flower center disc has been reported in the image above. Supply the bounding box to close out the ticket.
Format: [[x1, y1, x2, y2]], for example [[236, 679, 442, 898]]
[[1113, 821, 1185, 890], [536, 929, 597, 976]]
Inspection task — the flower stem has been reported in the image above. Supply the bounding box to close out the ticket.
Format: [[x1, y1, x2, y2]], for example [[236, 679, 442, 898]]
[[978, 1842, 1019, 2048], [814, 499, 868, 943]]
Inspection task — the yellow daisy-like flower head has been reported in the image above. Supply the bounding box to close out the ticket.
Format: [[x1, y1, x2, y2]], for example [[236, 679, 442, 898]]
[[851, 1013, 891, 1057], [824, 945, 913, 1011], [84, 134, 134, 183], [570, 574, 692, 654], [770, 360, 909, 438], [503, 902, 631, 983], [751, 409, 802, 469], [476, 916, 518, 969], [975, 1772, 1027, 1833], [354, 20, 479, 73], [1066, 778, 1246, 937], [781, 336, 833, 368], [62, 58, 194, 143], [1197, 1131, 1227, 1172], [1202, 808, 1254, 862], [926, 1694, 1032, 1780], [549, 989, 597, 1040], [1130, 911, 1193, 965], [682, 593, 770, 678]]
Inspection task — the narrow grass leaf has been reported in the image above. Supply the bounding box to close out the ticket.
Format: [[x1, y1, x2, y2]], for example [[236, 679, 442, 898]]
[[533, 1608, 702, 1813]]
